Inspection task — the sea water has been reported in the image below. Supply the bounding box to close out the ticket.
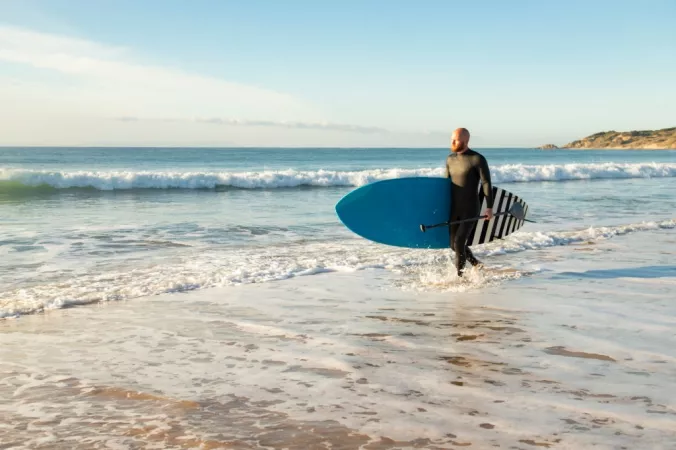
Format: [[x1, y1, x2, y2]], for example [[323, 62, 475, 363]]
[[1, 147, 675, 315], [1, 147, 675, 449]]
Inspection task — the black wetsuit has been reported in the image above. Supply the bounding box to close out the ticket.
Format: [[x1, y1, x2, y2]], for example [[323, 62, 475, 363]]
[[444, 149, 494, 275]]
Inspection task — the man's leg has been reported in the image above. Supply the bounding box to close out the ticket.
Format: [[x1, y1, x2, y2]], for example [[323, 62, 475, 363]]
[[449, 222, 459, 253], [465, 246, 482, 267], [452, 221, 473, 276], [462, 220, 483, 268], [450, 217, 483, 276]]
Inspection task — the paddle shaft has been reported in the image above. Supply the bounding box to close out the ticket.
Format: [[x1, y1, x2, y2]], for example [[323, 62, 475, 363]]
[[424, 211, 509, 230], [420, 211, 535, 232]]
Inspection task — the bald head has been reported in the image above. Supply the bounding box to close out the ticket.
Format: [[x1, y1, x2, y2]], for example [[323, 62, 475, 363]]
[[451, 128, 470, 153]]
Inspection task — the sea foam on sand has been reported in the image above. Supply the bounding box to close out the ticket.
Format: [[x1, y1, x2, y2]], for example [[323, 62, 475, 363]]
[[0, 232, 674, 449]]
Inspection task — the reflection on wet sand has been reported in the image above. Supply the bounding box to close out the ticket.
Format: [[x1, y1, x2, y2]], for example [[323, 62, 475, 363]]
[[544, 346, 616, 362], [1, 270, 674, 449]]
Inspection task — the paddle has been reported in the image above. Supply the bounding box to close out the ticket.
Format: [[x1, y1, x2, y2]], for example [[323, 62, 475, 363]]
[[419, 203, 535, 233]]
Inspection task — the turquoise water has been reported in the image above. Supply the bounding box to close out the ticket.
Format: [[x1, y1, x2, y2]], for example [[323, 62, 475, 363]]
[[2, 146, 676, 171], [1, 147, 675, 316]]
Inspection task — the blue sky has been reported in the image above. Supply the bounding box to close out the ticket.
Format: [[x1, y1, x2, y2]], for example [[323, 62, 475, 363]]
[[0, 0, 674, 147]]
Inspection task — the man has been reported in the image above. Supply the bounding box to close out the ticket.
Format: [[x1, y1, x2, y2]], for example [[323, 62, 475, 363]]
[[444, 128, 494, 276]]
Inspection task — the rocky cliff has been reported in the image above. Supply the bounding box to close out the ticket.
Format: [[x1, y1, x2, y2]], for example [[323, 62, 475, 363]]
[[563, 127, 676, 149]]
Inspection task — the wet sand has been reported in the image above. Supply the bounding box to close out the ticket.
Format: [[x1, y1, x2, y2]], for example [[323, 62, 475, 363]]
[[2, 237, 675, 450]]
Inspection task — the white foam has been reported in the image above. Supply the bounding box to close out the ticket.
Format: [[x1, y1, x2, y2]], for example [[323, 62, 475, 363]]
[[1, 218, 674, 318], [2, 162, 675, 190], [3, 267, 675, 448], [486, 218, 676, 255]]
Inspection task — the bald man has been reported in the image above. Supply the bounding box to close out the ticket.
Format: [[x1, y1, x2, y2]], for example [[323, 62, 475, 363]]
[[444, 128, 494, 276]]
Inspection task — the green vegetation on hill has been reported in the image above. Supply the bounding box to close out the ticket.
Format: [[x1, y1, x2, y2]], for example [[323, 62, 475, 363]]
[[563, 127, 676, 149]]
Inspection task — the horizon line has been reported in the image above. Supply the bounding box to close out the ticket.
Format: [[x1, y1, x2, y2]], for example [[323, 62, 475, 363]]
[[0, 145, 549, 149]]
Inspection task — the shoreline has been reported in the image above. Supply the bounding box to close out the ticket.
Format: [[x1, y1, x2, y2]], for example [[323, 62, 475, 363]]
[[1, 229, 675, 449]]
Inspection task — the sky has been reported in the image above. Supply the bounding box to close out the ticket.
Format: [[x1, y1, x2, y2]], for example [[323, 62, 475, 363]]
[[0, 0, 674, 147]]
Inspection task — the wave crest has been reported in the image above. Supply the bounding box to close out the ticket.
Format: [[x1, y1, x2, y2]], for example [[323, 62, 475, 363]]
[[1, 162, 675, 191]]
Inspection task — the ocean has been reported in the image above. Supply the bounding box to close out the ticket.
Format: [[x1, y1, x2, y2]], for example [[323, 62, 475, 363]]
[[1, 147, 675, 449]]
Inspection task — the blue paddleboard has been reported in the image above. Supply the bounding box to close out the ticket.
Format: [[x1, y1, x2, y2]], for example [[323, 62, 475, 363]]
[[335, 177, 529, 249]]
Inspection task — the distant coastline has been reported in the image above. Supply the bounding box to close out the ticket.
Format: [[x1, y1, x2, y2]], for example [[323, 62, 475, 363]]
[[538, 127, 676, 150]]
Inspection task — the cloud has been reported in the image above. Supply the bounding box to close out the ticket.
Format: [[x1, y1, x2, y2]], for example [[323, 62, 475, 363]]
[[197, 117, 390, 134], [112, 116, 395, 134], [0, 25, 317, 121], [0, 25, 451, 146]]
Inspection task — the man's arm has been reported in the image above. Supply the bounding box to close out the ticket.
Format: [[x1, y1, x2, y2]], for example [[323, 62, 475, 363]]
[[478, 155, 494, 215], [444, 156, 450, 178]]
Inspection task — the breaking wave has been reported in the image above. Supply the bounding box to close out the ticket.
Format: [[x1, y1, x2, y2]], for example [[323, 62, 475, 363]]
[[1, 162, 675, 191]]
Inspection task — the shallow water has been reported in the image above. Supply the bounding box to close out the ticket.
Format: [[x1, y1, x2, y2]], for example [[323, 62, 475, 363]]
[[1, 229, 674, 449]]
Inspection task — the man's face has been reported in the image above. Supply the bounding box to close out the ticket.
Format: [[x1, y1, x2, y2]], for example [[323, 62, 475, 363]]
[[451, 131, 467, 153]]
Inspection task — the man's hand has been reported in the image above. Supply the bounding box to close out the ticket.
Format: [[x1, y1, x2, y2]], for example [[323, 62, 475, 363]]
[[484, 208, 493, 220]]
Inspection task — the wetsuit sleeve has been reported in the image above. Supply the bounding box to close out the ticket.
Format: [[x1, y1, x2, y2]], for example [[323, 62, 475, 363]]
[[478, 155, 494, 208], [444, 156, 450, 178]]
